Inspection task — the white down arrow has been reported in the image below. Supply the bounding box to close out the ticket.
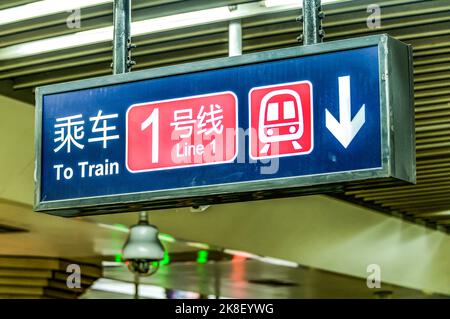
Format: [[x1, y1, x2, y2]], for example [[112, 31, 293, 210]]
[[325, 75, 366, 148]]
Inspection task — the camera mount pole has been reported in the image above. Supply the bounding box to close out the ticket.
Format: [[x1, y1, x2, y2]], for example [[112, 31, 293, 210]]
[[299, 0, 324, 45], [134, 273, 139, 299], [112, 0, 135, 74]]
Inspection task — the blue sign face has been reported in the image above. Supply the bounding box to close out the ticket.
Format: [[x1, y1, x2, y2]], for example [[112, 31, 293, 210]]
[[38, 38, 403, 214]]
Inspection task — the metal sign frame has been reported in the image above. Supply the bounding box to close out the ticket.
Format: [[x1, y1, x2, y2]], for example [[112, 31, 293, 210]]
[[34, 34, 415, 216]]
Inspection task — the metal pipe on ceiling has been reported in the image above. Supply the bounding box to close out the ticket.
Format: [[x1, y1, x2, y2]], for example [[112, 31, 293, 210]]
[[112, 0, 131, 74], [0, 0, 450, 229]]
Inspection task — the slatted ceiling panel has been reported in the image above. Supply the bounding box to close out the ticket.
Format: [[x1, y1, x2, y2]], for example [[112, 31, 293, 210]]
[[257, 0, 444, 230], [0, 24, 233, 86], [0, 0, 175, 40], [327, 15, 450, 40], [0, 269, 52, 278], [0, 6, 110, 41], [0, 285, 43, 296], [330, 0, 450, 231], [0, 43, 107, 72], [0, 0, 35, 11], [0, 1, 449, 230], [8, 0, 450, 89], [11, 44, 231, 89], [328, 1, 446, 24], [0, 6, 110, 43]]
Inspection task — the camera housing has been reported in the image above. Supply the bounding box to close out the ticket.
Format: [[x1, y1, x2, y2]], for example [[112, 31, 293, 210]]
[[122, 212, 165, 276]]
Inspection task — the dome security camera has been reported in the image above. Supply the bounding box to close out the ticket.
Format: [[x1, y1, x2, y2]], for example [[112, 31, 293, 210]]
[[122, 212, 165, 276]]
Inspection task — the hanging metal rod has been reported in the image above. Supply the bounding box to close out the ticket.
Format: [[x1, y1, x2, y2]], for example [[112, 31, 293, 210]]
[[113, 0, 134, 74]]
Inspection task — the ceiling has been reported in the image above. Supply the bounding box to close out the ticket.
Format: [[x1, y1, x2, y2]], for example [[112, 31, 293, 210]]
[[0, 0, 449, 299], [84, 195, 450, 296], [86, 258, 445, 299]]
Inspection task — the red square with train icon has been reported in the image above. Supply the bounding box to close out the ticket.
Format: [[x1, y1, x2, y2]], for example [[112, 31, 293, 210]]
[[249, 81, 313, 159]]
